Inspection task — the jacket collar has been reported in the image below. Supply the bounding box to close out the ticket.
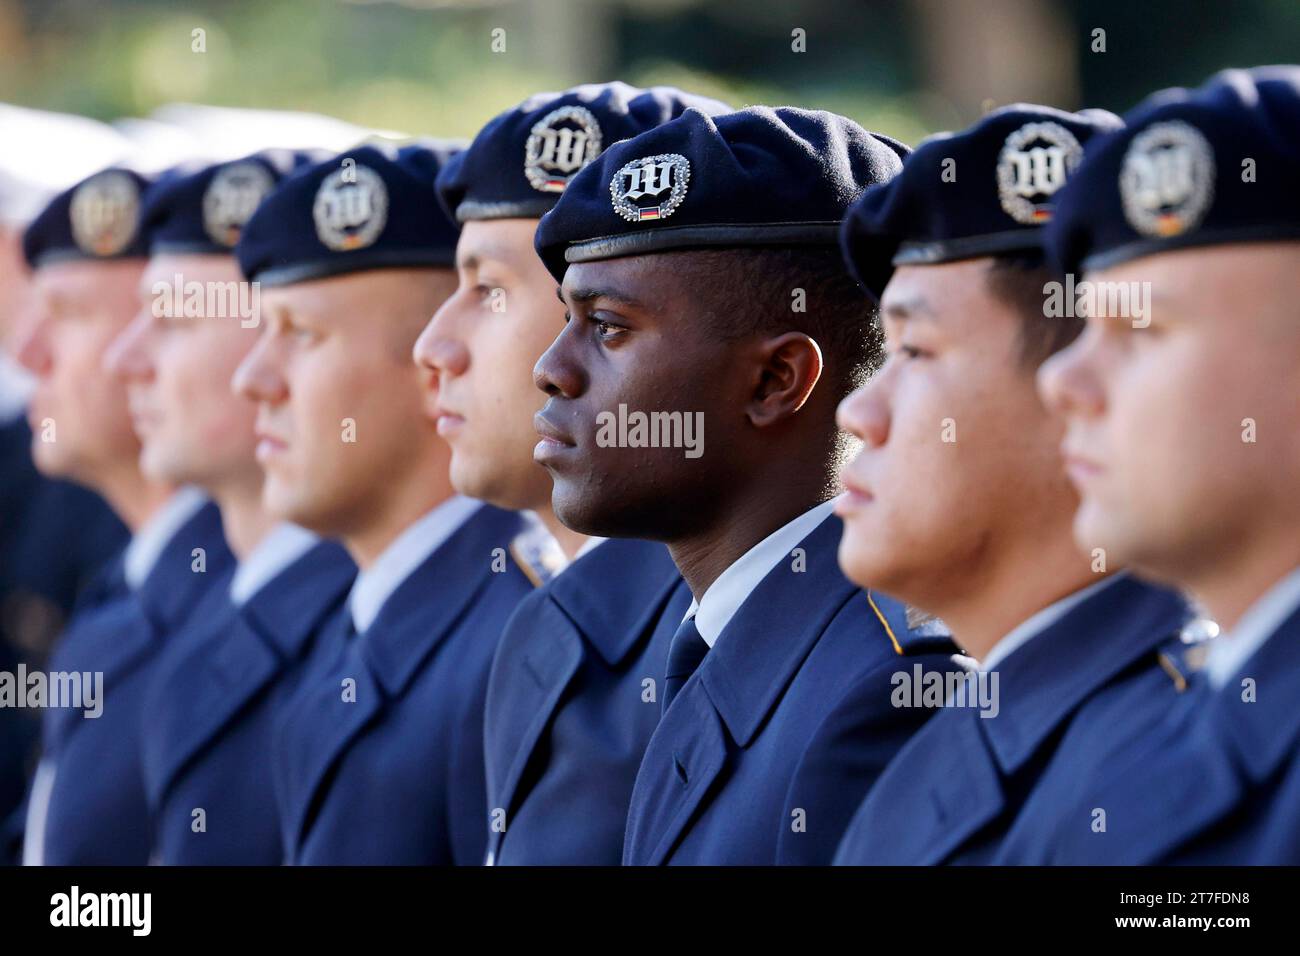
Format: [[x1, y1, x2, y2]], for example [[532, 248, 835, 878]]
[[1209, 602, 1300, 784], [546, 538, 682, 666], [358, 504, 524, 698], [241, 540, 356, 662], [135, 501, 235, 631], [977, 574, 1191, 774], [142, 542, 356, 807], [699, 513, 863, 748]]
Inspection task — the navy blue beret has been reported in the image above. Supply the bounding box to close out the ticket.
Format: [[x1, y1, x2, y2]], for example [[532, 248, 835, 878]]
[[23, 167, 156, 269], [534, 106, 911, 283], [435, 81, 731, 223], [1045, 66, 1300, 275], [236, 140, 462, 287], [142, 150, 323, 256], [840, 104, 1123, 302]]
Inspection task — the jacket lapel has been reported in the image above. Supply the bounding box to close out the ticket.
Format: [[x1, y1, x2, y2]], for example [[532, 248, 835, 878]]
[[488, 539, 682, 857], [547, 539, 682, 668], [280, 506, 522, 857], [699, 515, 860, 748], [623, 684, 729, 865], [358, 505, 523, 698], [849, 706, 1007, 864], [79, 500, 232, 754], [278, 632, 383, 860], [624, 516, 859, 864], [44, 580, 143, 750], [134, 501, 235, 633], [975, 576, 1191, 774], [484, 597, 584, 863], [894, 576, 1190, 863], [143, 542, 356, 808], [1113, 603, 1300, 863]]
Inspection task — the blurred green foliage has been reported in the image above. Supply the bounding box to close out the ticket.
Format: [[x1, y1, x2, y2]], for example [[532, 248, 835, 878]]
[[0, 0, 1295, 146]]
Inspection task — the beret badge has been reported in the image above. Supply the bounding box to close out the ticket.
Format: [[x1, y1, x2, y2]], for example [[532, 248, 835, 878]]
[[313, 163, 389, 252], [525, 105, 603, 193], [610, 153, 690, 223], [204, 161, 277, 248], [996, 122, 1083, 225], [69, 170, 141, 257], [1119, 120, 1216, 238]]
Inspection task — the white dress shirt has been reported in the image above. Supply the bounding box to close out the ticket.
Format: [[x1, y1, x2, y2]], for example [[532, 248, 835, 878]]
[[229, 523, 320, 607], [683, 499, 838, 648], [20, 762, 55, 865], [1205, 565, 1300, 690], [122, 486, 209, 591], [348, 495, 481, 635], [979, 573, 1124, 673]]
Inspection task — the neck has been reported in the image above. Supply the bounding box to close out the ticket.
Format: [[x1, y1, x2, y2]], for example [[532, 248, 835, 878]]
[[212, 475, 276, 560], [1177, 531, 1300, 633], [535, 503, 588, 560], [928, 530, 1101, 661], [344, 466, 458, 570], [91, 458, 176, 534], [668, 477, 835, 601]]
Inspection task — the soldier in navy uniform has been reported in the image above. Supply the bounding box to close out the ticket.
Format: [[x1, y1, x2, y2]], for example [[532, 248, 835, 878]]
[[414, 83, 729, 865], [533, 106, 962, 865], [823, 105, 1199, 865], [1020, 66, 1300, 864], [12, 167, 235, 864], [99, 152, 357, 864], [1, 140, 132, 836], [232, 142, 534, 864]]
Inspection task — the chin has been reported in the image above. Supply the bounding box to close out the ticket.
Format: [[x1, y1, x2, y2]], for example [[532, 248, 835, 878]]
[[549, 488, 607, 537], [30, 443, 71, 480], [448, 458, 504, 507], [1071, 502, 1124, 564], [837, 539, 887, 591], [262, 480, 306, 525], [139, 452, 184, 487]]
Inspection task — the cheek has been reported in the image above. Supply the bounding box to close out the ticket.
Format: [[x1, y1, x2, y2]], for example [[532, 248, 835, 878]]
[[1112, 341, 1221, 477], [495, 331, 551, 417], [56, 330, 105, 392], [63, 331, 124, 413], [884, 373, 964, 488]]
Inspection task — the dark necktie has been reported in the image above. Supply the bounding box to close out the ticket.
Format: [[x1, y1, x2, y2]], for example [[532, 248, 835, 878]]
[[663, 615, 710, 715]]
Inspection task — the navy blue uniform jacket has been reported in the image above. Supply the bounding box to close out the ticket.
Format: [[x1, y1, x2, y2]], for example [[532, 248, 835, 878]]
[[141, 539, 356, 864], [622, 514, 961, 865], [31, 501, 233, 864], [273, 504, 531, 864], [483, 538, 685, 865], [833, 575, 1192, 865], [996, 600, 1300, 864]]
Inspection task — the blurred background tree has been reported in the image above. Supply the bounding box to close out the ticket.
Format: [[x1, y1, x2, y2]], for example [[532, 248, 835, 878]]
[[0, 0, 1295, 143]]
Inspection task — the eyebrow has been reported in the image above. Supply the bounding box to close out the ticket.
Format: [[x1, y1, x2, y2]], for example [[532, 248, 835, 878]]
[[881, 294, 934, 323], [456, 240, 516, 273], [561, 286, 648, 310]]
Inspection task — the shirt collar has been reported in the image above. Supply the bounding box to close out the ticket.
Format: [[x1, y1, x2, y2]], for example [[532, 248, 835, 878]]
[[1205, 565, 1300, 690], [229, 523, 320, 607], [123, 486, 210, 591], [979, 573, 1124, 672], [348, 495, 481, 634], [684, 498, 838, 648]]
